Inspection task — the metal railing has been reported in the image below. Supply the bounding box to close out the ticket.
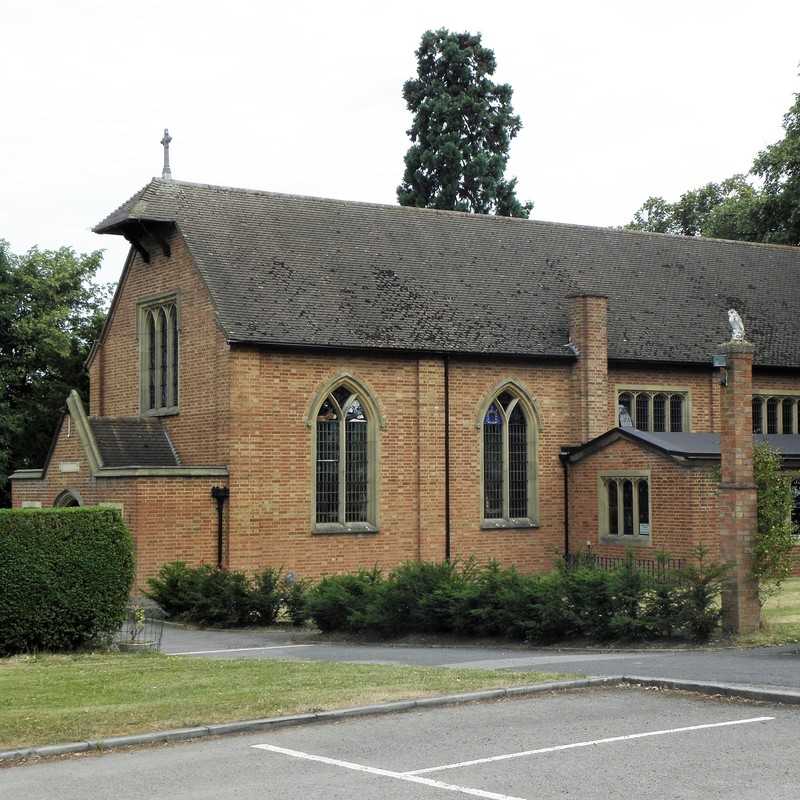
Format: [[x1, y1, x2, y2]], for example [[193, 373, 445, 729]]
[[114, 605, 165, 652], [564, 552, 685, 577]]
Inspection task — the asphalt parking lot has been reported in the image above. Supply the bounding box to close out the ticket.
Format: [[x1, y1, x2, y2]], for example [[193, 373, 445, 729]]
[[6, 688, 799, 800]]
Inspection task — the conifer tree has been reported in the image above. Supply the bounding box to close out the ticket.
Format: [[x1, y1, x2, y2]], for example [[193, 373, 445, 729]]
[[397, 29, 532, 218]]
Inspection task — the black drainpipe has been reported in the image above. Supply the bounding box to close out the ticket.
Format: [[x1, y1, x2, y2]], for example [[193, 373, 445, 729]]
[[444, 355, 451, 562], [211, 486, 230, 569], [559, 450, 570, 557]]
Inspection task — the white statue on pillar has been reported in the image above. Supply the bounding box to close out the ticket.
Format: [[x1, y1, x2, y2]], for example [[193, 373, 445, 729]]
[[728, 309, 745, 342]]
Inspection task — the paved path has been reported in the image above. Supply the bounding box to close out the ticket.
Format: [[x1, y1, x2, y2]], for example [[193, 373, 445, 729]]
[[7, 689, 799, 799], [161, 624, 800, 690]]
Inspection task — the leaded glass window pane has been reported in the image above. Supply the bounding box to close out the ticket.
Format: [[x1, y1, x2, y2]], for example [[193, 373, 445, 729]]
[[508, 404, 527, 518], [147, 312, 156, 410], [345, 398, 368, 522], [171, 305, 179, 407], [653, 394, 666, 432], [622, 479, 634, 535], [669, 394, 684, 432], [638, 480, 649, 532], [752, 398, 763, 434], [159, 307, 168, 408], [767, 398, 779, 435], [782, 399, 794, 434], [635, 395, 650, 431], [483, 403, 503, 519], [316, 399, 339, 523], [497, 391, 514, 410], [607, 480, 618, 535], [618, 393, 633, 426], [333, 385, 351, 409]]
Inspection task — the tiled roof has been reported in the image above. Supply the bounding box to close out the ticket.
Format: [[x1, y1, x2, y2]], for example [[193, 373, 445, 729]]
[[567, 428, 800, 462], [88, 417, 179, 468], [95, 179, 800, 367]]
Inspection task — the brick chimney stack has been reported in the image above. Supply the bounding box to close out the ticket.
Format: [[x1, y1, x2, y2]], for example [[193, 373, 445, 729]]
[[568, 294, 609, 443], [718, 339, 761, 634]]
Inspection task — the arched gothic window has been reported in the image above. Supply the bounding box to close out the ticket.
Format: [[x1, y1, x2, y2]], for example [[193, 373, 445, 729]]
[[314, 382, 377, 530], [140, 299, 179, 414], [54, 490, 81, 508], [481, 387, 538, 526]]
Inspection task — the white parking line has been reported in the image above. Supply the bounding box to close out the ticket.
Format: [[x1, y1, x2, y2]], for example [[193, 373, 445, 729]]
[[252, 743, 527, 800], [403, 716, 775, 775], [169, 644, 315, 656]]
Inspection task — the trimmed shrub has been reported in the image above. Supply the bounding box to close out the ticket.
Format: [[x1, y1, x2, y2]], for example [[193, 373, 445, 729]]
[[281, 576, 311, 627], [147, 563, 313, 627], [354, 561, 466, 636], [251, 567, 284, 626], [301, 552, 728, 643], [188, 567, 254, 626], [145, 561, 205, 617], [0, 507, 135, 655], [305, 569, 383, 633]]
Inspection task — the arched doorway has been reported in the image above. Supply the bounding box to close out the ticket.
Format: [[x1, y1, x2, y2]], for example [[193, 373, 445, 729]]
[[54, 490, 82, 508]]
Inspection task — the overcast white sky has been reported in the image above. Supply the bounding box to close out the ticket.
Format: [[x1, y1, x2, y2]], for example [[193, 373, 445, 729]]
[[2, 0, 799, 285]]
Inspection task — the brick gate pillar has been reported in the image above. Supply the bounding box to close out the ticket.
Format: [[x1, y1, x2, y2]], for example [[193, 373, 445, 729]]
[[719, 339, 760, 634]]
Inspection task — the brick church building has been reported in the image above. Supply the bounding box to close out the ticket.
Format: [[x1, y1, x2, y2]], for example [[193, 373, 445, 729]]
[[11, 176, 800, 586]]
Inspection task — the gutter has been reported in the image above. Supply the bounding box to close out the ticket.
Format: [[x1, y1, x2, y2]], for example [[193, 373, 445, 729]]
[[211, 486, 230, 568], [559, 449, 571, 556], [444, 354, 451, 561]]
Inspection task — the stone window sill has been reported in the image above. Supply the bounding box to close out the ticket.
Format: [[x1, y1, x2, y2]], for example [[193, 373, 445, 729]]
[[144, 406, 180, 418], [313, 523, 379, 536], [481, 518, 539, 531], [599, 534, 652, 546]]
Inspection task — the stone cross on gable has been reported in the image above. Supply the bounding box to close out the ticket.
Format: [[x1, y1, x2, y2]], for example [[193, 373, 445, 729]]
[[160, 128, 173, 180]]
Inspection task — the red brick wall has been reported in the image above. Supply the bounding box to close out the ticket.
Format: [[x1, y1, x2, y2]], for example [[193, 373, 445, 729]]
[[88, 232, 231, 466], [568, 437, 719, 561], [225, 350, 575, 580]]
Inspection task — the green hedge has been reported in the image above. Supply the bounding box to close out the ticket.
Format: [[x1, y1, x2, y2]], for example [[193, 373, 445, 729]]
[[146, 562, 310, 627], [305, 550, 729, 643], [0, 507, 135, 655]]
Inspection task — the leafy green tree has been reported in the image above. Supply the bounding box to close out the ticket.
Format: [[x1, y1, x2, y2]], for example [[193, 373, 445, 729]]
[[0, 240, 109, 506], [751, 92, 800, 245], [397, 29, 532, 218], [752, 443, 796, 601], [627, 86, 800, 245], [628, 176, 758, 239]]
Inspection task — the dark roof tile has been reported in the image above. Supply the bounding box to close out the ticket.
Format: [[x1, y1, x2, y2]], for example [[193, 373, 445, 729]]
[[89, 417, 179, 468], [95, 179, 800, 367]]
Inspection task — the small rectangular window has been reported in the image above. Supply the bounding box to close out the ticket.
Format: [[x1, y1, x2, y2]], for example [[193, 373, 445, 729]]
[[617, 390, 688, 432], [601, 475, 651, 542]]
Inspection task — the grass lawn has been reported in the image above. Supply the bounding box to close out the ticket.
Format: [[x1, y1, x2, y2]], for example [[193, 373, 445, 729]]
[[737, 577, 800, 646], [0, 653, 569, 750]]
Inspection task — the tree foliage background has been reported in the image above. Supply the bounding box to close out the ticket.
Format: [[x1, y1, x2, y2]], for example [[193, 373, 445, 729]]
[[0, 240, 110, 506], [628, 87, 800, 245], [397, 29, 532, 218], [752, 443, 797, 601]]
